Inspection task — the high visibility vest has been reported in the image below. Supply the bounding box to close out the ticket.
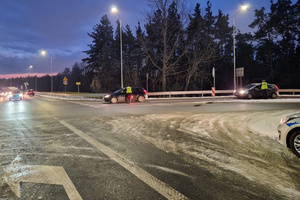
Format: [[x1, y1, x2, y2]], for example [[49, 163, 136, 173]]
[[261, 82, 268, 90], [126, 87, 132, 93]]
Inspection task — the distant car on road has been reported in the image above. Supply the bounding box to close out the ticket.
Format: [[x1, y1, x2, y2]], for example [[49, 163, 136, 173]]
[[27, 89, 35, 96], [234, 83, 279, 99], [0, 89, 7, 97], [278, 113, 300, 158], [104, 87, 147, 104], [9, 90, 23, 101]]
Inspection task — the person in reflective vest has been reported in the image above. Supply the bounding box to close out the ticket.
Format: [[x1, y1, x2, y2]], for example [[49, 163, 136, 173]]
[[125, 86, 132, 102], [261, 80, 268, 99]]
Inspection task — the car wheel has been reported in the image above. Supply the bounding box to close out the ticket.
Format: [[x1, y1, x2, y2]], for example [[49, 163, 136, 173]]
[[247, 93, 253, 99], [110, 97, 117, 104], [270, 93, 277, 99], [137, 95, 145, 102], [289, 130, 300, 158]]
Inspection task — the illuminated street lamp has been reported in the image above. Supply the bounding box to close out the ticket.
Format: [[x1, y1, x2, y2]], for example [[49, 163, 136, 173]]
[[233, 4, 249, 90], [111, 5, 123, 88], [40, 50, 53, 92], [29, 65, 38, 92]]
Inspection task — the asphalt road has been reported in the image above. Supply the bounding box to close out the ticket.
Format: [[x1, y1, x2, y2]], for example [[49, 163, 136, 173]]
[[1, 95, 300, 200]]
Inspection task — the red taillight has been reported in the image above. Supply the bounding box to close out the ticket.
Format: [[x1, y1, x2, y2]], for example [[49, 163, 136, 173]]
[[129, 94, 134, 99], [275, 85, 279, 90], [143, 90, 147, 93]]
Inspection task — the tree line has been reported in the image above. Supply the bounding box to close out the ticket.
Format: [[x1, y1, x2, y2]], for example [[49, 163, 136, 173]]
[[1, 0, 299, 92]]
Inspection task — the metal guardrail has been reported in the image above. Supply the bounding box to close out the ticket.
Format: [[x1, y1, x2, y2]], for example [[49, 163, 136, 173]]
[[38, 89, 300, 99], [278, 89, 300, 95], [148, 89, 300, 97], [147, 90, 233, 97]]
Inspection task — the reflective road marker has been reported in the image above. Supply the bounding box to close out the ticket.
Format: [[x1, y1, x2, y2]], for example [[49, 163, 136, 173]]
[[60, 120, 189, 200]]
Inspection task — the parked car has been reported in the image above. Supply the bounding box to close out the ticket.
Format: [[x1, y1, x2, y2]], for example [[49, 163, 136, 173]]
[[278, 113, 300, 158], [27, 89, 35, 96], [104, 87, 147, 103], [8, 90, 23, 101], [234, 83, 279, 99]]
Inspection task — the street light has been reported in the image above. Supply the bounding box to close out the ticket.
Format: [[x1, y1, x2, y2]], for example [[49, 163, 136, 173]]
[[233, 4, 249, 90], [111, 5, 123, 88], [29, 65, 37, 92], [40, 50, 53, 92]]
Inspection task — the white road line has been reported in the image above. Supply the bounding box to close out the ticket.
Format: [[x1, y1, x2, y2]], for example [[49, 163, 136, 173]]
[[59, 120, 189, 200], [68, 101, 100, 108]]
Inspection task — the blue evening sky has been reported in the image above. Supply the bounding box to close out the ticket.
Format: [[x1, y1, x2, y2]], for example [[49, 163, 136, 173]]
[[0, 0, 296, 78]]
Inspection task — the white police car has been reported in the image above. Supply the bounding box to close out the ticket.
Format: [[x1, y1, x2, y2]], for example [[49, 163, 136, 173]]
[[277, 113, 300, 158]]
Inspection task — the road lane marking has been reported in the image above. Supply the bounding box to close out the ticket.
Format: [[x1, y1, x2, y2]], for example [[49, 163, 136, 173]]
[[59, 120, 189, 200], [3, 156, 82, 200]]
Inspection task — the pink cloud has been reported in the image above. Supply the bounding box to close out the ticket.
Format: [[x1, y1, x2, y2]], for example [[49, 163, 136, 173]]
[[0, 73, 51, 79]]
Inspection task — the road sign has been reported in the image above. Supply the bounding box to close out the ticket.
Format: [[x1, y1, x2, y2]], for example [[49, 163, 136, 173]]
[[236, 67, 244, 77], [63, 77, 68, 86], [211, 87, 215, 96]]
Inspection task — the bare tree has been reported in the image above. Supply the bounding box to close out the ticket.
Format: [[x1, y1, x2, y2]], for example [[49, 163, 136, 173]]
[[143, 0, 187, 91]]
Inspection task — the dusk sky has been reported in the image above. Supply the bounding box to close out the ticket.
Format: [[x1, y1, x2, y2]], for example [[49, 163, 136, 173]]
[[0, 0, 296, 78]]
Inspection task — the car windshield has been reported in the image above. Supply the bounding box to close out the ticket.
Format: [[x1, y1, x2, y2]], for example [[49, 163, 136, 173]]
[[243, 84, 258, 90], [113, 89, 124, 94]]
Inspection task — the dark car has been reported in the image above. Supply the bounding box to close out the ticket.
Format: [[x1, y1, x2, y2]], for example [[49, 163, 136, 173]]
[[27, 89, 35, 96], [234, 83, 279, 99], [104, 87, 148, 103]]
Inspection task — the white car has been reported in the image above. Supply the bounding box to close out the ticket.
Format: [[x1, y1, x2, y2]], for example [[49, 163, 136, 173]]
[[278, 113, 300, 158], [8, 90, 23, 101]]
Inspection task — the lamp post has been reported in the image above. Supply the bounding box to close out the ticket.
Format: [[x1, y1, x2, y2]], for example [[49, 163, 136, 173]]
[[233, 4, 249, 90], [41, 50, 53, 92], [111, 5, 123, 88], [29, 65, 38, 91]]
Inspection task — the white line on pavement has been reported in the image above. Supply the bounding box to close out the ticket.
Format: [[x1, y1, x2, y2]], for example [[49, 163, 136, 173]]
[[59, 120, 189, 200]]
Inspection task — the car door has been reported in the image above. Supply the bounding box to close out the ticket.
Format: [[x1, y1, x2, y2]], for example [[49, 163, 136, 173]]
[[253, 84, 263, 98], [118, 89, 126, 102]]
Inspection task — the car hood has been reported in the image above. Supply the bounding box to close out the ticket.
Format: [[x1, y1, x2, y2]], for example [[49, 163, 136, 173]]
[[286, 113, 300, 118]]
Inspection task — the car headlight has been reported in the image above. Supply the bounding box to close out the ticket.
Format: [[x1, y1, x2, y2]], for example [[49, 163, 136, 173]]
[[280, 116, 296, 124], [19, 94, 23, 97], [239, 90, 245, 94], [104, 95, 110, 98]]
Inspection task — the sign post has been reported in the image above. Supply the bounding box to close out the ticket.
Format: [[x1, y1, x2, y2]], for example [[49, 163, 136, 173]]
[[236, 67, 244, 89], [76, 82, 81, 94], [212, 67, 215, 88]]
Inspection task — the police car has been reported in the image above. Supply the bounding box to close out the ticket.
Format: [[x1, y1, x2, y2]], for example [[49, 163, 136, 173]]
[[277, 113, 300, 158]]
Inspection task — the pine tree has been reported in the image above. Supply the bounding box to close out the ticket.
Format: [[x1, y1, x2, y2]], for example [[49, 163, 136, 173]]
[[83, 15, 117, 92]]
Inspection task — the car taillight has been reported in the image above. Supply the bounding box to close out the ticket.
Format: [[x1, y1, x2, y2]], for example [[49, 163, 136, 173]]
[[275, 85, 279, 90], [143, 90, 147, 93]]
